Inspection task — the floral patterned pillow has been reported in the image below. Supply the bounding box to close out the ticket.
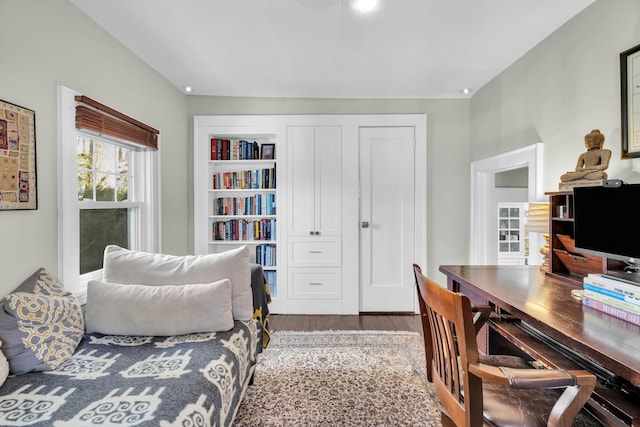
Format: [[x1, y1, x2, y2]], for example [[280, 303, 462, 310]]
[[0, 269, 84, 374]]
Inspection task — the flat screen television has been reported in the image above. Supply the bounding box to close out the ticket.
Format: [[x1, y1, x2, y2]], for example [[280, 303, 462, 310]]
[[573, 183, 640, 281]]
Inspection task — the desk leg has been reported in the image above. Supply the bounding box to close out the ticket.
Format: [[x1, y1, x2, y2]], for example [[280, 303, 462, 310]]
[[447, 277, 459, 292], [450, 279, 490, 355]]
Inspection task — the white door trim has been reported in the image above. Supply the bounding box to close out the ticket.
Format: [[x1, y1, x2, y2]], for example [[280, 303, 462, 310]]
[[470, 143, 544, 265]]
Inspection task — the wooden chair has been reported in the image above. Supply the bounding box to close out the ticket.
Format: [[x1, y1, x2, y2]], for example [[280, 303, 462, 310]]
[[413, 268, 599, 427], [413, 264, 526, 383]]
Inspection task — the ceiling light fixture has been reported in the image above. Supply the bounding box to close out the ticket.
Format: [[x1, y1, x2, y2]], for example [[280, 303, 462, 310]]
[[461, 88, 472, 95], [185, 86, 193, 93], [342, 0, 380, 15]]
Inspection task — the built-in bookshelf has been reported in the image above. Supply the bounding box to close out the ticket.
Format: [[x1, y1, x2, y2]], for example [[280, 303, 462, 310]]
[[206, 137, 278, 297]]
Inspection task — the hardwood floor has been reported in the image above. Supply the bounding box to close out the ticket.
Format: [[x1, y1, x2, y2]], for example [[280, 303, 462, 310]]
[[268, 314, 423, 333]]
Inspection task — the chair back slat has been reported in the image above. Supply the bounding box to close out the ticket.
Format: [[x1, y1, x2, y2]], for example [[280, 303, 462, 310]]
[[414, 268, 484, 427], [412, 264, 433, 382]]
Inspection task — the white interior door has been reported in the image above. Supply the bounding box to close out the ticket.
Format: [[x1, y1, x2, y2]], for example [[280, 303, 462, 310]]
[[359, 127, 415, 312]]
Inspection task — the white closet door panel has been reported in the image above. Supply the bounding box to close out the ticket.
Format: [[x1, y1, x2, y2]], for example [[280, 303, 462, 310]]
[[314, 126, 342, 236], [287, 127, 316, 236]]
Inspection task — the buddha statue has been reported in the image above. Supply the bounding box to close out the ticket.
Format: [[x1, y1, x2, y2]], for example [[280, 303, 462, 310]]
[[560, 129, 611, 183]]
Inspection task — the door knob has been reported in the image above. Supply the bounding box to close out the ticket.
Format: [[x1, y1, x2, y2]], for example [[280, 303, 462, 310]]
[[362, 221, 369, 228]]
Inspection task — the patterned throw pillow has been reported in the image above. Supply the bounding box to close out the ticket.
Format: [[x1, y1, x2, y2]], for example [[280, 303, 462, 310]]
[[0, 268, 84, 375]]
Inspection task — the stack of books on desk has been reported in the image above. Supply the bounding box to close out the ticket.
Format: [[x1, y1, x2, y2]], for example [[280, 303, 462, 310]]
[[582, 273, 640, 325]]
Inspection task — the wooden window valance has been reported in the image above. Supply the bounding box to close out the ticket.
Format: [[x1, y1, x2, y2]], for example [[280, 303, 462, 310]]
[[75, 95, 159, 150]]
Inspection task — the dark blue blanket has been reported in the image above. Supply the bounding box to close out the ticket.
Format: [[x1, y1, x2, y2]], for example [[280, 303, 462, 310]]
[[0, 320, 261, 426]]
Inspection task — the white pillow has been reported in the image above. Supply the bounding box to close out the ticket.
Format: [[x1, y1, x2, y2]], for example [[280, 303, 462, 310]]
[[86, 279, 234, 336], [103, 245, 253, 320]]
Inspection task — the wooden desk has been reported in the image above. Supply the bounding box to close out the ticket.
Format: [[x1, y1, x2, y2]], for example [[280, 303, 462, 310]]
[[439, 265, 640, 426]]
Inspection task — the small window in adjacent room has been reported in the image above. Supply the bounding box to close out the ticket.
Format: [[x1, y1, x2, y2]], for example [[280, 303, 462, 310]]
[[57, 86, 160, 301], [497, 202, 527, 266]]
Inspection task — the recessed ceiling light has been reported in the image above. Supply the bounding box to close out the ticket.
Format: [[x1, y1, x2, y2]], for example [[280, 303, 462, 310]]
[[343, 0, 380, 15], [185, 86, 193, 93], [461, 88, 472, 95]]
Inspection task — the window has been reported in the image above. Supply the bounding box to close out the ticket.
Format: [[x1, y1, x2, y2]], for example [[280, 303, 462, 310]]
[[497, 202, 527, 266], [77, 136, 133, 274], [57, 86, 160, 301]]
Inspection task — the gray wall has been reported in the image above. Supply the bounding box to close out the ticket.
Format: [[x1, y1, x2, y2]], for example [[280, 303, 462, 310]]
[[5, 0, 631, 298], [471, 0, 640, 192], [495, 168, 528, 188], [0, 0, 189, 295], [0, 0, 471, 295]]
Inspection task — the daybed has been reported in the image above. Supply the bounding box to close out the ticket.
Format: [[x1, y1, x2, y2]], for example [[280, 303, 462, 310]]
[[0, 245, 270, 426]]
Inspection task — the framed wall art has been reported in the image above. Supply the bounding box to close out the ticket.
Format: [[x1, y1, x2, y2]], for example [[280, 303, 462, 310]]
[[261, 143, 275, 159], [0, 99, 37, 210], [621, 43, 640, 159]]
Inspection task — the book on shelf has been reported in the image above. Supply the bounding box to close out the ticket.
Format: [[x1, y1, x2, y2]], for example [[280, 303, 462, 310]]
[[582, 282, 640, 307], [210, 138, 224, 160], [214, 194, 276, 216], [586, 273, 640, 298], [255, 244, 277, 267], [583, 297, 640, 326], [582, 288, 640, 315], [212, 167, 276, 190], [264, 270, 277, 298], [210, 138, 264, 161], [212, 219, 276, 241]]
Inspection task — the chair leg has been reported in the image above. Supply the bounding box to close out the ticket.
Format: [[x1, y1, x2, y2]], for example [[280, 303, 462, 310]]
[[440, 411, 457, 427]]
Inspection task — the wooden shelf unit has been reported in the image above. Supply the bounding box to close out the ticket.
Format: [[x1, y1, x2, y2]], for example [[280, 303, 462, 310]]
[[546, 191, 624, 286]]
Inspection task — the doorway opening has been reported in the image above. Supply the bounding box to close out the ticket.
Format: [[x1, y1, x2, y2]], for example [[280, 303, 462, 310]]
[[470, 143, 544, 265]]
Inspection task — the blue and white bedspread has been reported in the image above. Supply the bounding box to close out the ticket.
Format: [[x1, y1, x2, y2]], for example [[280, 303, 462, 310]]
[[0, 319, 261, 426]]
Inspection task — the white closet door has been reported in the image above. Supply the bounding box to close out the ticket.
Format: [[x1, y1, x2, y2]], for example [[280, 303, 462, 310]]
[[359, 127, 415, 312]]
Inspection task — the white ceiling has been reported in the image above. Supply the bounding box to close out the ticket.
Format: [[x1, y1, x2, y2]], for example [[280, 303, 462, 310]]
[[70, 0, 595, 99]]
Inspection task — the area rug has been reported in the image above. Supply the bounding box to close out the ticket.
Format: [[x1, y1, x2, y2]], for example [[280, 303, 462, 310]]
[[233, 330, 442, 426]]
